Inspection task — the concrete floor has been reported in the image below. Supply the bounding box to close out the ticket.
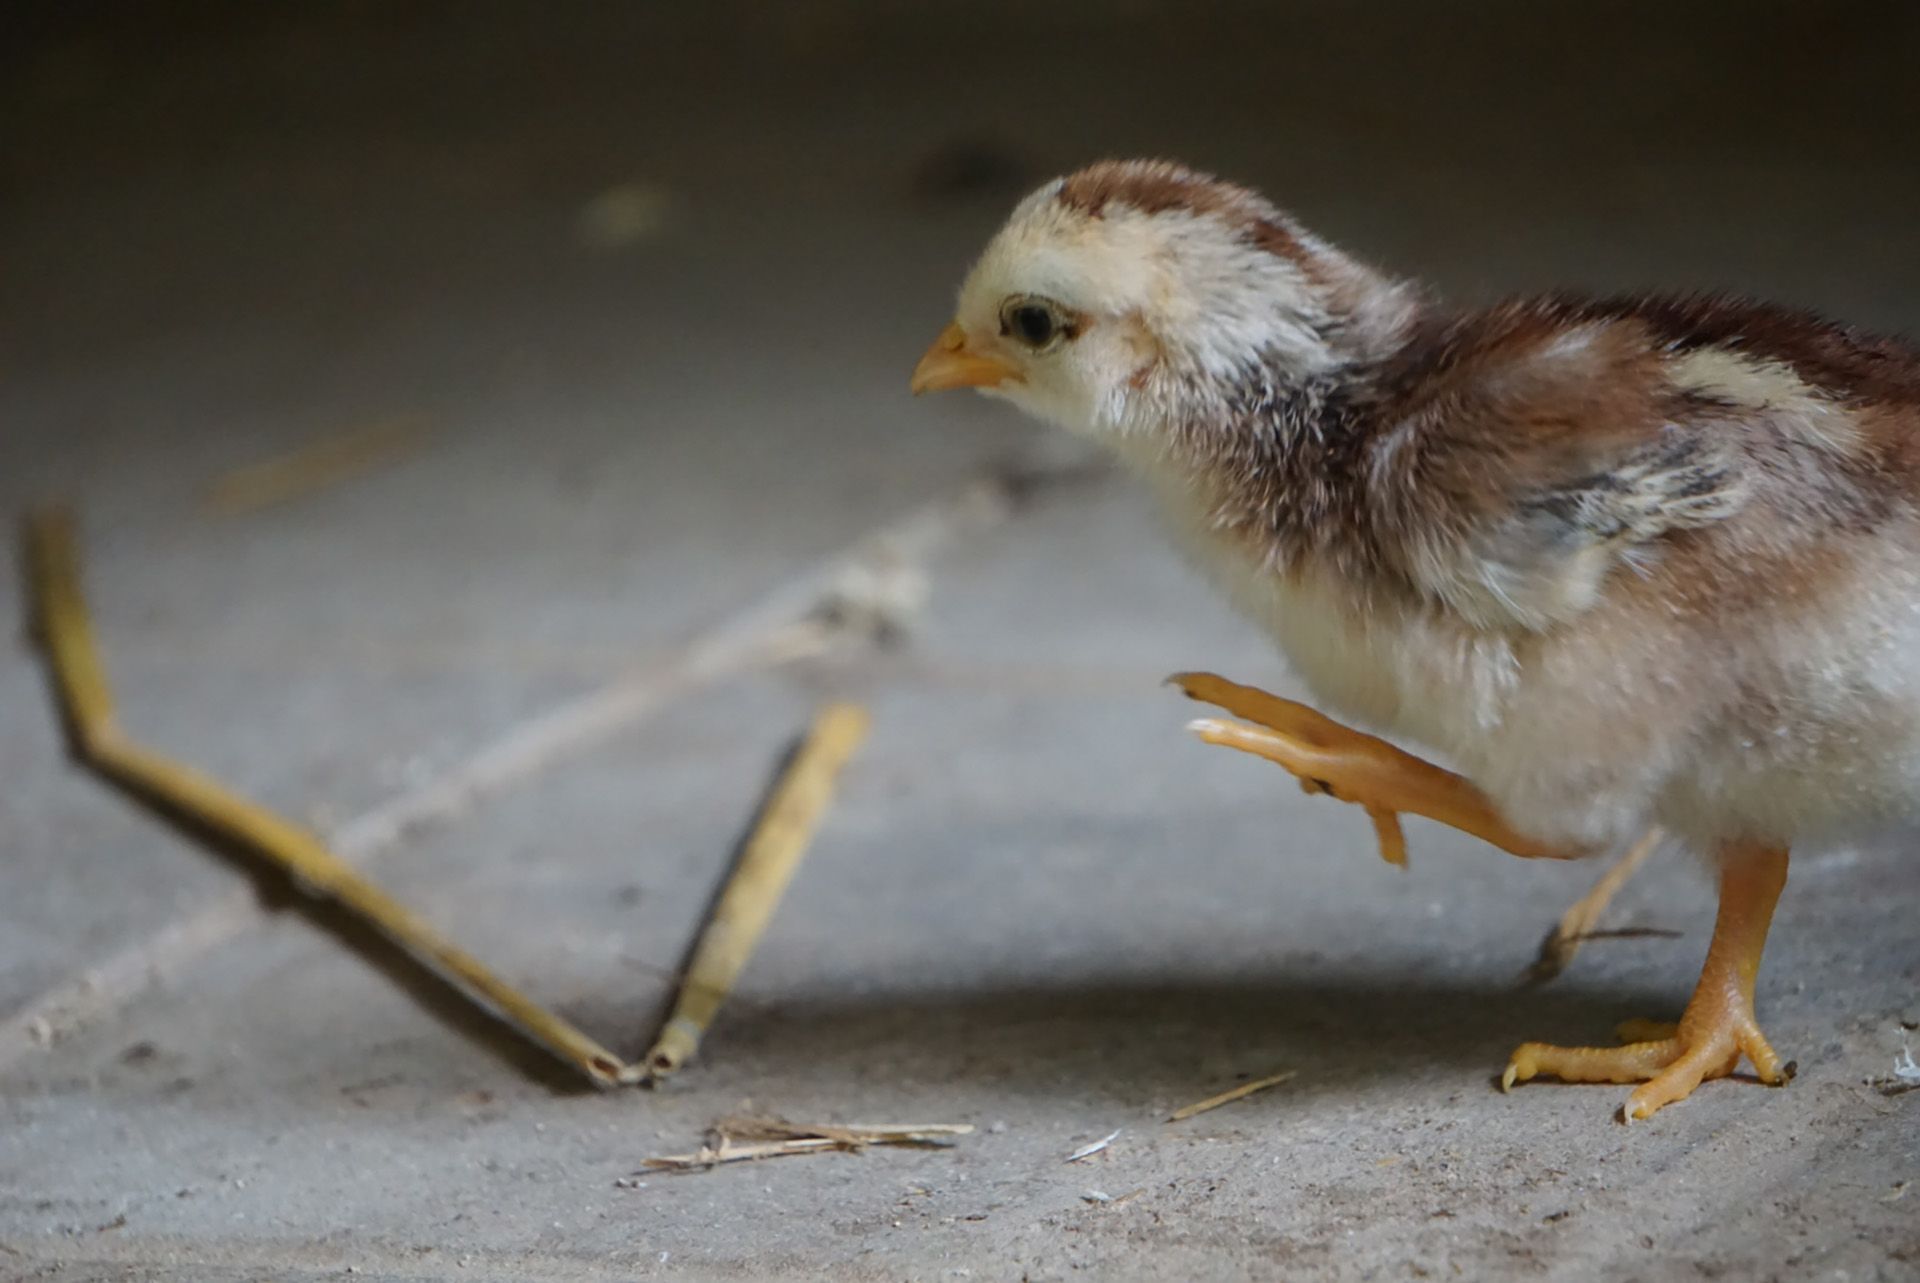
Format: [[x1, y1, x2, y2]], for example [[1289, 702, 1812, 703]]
[[2, 3, 1917, 1279]]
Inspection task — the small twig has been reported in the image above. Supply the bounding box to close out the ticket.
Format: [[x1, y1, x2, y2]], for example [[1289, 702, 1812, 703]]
[[203, 413, 436, 516], [1168, 1069, 1299, 1122], [642, 1117, 971, 1171], [22, 507, 631, 1088], [1527, 828, 1663, 984], [644, 1137, 846, 1170], [1065, 1129, 1121, 1163], [714, 1116, 973, 1145], [632, 704, 870, 1084]]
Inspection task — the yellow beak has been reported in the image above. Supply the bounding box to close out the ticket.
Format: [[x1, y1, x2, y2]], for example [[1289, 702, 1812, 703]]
[[909, 322, 1020, 395]]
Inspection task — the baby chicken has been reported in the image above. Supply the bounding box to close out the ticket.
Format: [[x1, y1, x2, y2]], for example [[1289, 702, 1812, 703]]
[[911, 158, 1920, 1121]]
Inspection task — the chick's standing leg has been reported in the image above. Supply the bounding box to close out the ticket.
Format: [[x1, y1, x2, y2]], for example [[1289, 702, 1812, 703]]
[[1504, 844, 1790, 1120], [1172, 671, 1571, 864]]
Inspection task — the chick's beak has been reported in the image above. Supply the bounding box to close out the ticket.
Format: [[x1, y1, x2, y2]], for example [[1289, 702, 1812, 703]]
[[910, 322, 1019, 395]]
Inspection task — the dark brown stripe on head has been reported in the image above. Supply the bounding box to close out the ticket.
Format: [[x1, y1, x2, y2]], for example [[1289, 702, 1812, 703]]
[[1058, 158, 1225, 219], [1057, 158, 1309, 266]]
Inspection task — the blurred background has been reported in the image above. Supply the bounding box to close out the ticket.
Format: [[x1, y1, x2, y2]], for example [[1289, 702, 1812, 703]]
[[3, 3, 1917, 1279], [4, 1, 1917, 508]]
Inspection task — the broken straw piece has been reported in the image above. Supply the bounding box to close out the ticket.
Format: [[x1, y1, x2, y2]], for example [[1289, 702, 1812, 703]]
[[641, 1117, 972, 1171], [714, 1116, 973, 1145], [1527, 828, 1663, 984], [203, 414, 436, 516], [643, 1138, 843, 1170], [22, 507, 631, 1088], [1167, 1069, 1299, 1122], [633, 703, 871, 1084]]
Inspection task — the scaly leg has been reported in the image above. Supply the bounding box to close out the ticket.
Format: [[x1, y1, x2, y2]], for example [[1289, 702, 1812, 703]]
[[1172, 671, 1573, 864], [1503, 844, 1792, 1120]]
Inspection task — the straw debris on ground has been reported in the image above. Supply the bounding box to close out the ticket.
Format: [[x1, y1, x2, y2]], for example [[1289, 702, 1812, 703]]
[[1167, 1070, 1299, 1122], [641, 1116, 974, 1172]]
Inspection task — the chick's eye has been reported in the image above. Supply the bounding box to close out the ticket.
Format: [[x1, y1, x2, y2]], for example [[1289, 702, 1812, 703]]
[[999, 297, 1071, 350], [1011, 305, 1055, 347]]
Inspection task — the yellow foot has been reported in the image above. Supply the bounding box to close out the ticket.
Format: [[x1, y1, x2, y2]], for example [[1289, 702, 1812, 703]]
[[1503, 1004, 1790, 1121], [1503, 844, 1793, 1120], [1170, 672, 1566, 864]]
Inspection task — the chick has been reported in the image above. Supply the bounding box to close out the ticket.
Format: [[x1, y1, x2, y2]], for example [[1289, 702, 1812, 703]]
[[911, 158, 1920, 1121]]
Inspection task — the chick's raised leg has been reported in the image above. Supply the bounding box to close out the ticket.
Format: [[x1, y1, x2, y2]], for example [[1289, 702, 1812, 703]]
[[1504, 845, 1791, 1120], [1172, 671, 1570, 864]]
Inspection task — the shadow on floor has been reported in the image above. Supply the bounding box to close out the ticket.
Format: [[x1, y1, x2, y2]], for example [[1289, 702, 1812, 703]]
[[577, 970, 1681, 1108]]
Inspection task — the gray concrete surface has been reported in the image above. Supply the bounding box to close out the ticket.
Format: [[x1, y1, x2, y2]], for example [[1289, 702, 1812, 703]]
[[3, 3, 1917, 1279]]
